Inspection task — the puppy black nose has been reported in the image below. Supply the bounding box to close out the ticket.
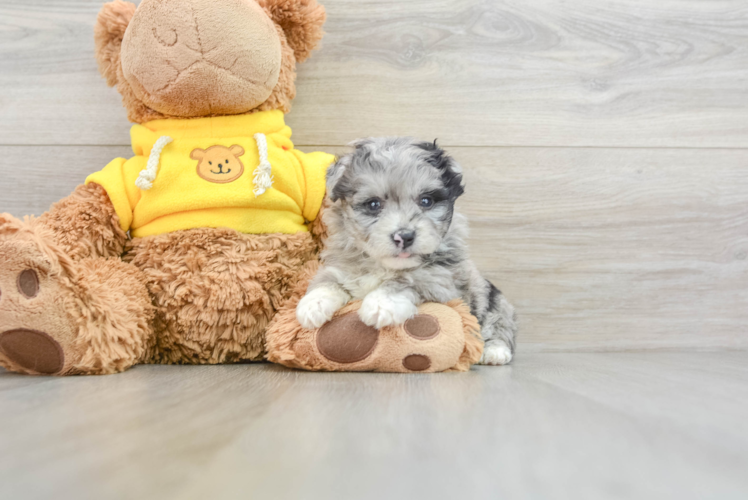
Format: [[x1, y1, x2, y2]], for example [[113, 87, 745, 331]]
[[392, 230, 416, 249]]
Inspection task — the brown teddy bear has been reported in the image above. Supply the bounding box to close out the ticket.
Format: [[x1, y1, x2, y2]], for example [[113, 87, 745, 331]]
[[0, 0, 483, 376]]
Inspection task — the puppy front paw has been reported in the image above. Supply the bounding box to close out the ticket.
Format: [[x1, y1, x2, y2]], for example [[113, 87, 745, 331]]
[[296, 287, 349, 329], [358, 289, 418, 329]]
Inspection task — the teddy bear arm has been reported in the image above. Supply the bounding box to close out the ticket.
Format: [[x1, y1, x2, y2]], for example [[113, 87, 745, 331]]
[[37, 183, 127, 261]]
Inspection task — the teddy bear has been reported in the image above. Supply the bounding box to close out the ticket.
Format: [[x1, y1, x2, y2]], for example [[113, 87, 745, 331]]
[[0, 0, 483, 376]]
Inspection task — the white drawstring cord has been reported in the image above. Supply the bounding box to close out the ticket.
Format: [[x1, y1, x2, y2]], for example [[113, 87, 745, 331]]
[[135, 136, 173, 190], [252, 133, 273, 197]]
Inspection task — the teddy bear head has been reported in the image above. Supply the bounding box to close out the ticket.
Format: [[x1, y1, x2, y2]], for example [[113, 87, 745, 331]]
[[94, 0, 326, 123]]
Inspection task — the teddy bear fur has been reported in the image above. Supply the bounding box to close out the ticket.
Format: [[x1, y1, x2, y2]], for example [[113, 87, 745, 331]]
[[0, 0, 329, 375]]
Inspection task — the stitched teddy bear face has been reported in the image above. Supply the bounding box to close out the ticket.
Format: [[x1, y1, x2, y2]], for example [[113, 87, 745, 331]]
[[95, 0, 327, 123], [120, 0, 282, 117], [191, 145, 246, 184]]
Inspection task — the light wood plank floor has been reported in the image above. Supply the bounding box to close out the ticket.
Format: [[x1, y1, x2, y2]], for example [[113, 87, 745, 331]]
[[2, 353, 748, 500]]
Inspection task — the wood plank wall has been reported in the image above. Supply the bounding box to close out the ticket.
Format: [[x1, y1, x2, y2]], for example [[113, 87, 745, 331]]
[[1, 0, 746, 351]]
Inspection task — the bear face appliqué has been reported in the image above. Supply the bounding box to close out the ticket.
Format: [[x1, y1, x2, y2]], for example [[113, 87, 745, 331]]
[[191, 145, 245, 184]]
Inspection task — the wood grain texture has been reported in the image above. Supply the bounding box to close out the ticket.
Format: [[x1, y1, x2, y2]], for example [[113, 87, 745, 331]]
[[1, 0, 747, 147], [1, 354, 748, 500], [2, 145, 746, 352], [453, 146, 748, 352], [0, 146, 132, 216]]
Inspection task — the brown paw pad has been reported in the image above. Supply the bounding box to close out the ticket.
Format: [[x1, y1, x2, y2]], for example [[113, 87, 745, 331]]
[[17, 269, 40, 299], [403, 354, 432, 372], [316, 312, 379, 364], [404, 314, 440, 340], [0, 329, 64, 375]]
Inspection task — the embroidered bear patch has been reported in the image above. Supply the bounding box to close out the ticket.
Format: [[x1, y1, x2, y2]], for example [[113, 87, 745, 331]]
[[191, 145, 245, 184]]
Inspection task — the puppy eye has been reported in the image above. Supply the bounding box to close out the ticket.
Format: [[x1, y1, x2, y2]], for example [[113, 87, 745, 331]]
[[419, 196, 434, 209], [364, 198, 382, 213]]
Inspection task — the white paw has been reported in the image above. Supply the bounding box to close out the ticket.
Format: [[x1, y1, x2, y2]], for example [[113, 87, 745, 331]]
[[480, 343, 513, 366], [358, 289, 418, 329], [296, 286, 350, 329]]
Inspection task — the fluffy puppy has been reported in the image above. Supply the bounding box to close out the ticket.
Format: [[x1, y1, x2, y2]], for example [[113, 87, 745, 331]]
[[296, 137, 517, 365]]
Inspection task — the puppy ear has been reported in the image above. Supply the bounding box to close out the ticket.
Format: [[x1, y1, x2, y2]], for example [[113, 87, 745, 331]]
[[259, 0, 327, 63], [416, 140, 466, 200], [94, 0, 137, 87], [229, 145, 245, 157], [327, 155, 351, 202], [327, 138, 376, 202], [190, 149, 206, 161]]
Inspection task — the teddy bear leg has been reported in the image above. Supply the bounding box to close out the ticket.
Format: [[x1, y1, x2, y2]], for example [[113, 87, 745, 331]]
[[0, 215, 153, 375], [125, 229, 320, 365], [267, 299, 484, 373]]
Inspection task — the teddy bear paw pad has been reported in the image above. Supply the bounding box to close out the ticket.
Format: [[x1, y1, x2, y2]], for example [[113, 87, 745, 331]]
[[404, 314, 440, 340], [0, 329, 64, 375], [402, 354, 432, 372], [316, 312, 379, 364], [17, 269, 40, 298]]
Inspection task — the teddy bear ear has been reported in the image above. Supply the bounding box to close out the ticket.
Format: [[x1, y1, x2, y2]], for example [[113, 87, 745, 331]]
[[258, 0, 327, 63], [94, 0, 137, 87], [229, 145, 246, 157], [190, 149, 206, 160], [0, 213, 23, 237]]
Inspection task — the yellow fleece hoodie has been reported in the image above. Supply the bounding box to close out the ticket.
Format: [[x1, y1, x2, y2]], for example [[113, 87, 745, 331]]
[[86, 110, 334, 238]]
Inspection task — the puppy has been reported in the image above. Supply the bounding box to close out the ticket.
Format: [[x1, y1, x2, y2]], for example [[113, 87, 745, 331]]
[[296, 137, 517, 365]]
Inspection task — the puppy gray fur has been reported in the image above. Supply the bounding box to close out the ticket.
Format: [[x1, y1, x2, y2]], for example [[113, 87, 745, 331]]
[[296, 137, 518, 365]]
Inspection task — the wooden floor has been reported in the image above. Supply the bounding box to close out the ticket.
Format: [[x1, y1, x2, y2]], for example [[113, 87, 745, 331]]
[[1, 1, 747, 498], [1, 353, 748, 499]]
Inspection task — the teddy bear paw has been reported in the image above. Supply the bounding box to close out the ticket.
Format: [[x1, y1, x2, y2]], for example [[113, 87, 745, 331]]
[[315, 312, 441, 371], [0, 224, 76, 375]]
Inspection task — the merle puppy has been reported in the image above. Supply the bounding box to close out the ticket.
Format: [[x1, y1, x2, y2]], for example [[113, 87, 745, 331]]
[[296, 137, 517, 365]]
